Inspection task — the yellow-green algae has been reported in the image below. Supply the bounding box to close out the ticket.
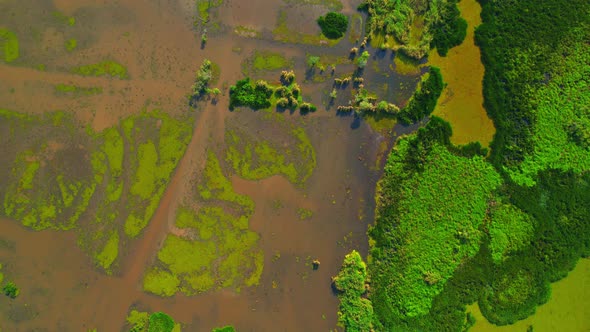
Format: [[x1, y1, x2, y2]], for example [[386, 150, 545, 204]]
[[72, 60, 129, 79], [225, 119, 316, 186], [0, 109, 192, 273], [144, 152, 263, 296], [123, 111, 193, 238], [0, 28, 19, 63]]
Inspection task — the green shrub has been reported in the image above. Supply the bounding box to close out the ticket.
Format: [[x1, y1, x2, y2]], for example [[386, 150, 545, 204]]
[[191, 59, 214, 100], [148, 312, 175, 332], [356, 51, 369, 68], [334, 251, 374, 332], [430, 0, 467, 56], [396, 67, 444, 124], [317, 12, 349, 39], [229, 78, 273, 110], [3, 281, 19, 298]]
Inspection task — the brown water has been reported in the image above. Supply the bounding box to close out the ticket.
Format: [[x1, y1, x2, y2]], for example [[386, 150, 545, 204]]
[[0, 0, 388, 330], [429, 0, 495, 147]]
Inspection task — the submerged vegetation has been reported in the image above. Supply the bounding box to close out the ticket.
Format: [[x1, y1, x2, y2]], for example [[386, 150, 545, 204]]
[[225, 116, 316, 186], [0, 28, 19, 63], [144, 152, 263, 297], [0, 109, 192, 273], [359, 0, 466, 58], [72, 60, 129, 79]]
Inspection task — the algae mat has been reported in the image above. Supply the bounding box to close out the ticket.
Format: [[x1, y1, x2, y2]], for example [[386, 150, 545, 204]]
[[429, 0, 495, 147]]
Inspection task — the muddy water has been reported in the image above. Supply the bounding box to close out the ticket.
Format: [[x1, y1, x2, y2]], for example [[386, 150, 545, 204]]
[[0, 0, 392, 331]]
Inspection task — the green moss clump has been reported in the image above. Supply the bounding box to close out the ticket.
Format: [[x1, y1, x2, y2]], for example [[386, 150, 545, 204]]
[[148, 312, 175, 332], [3, 281, 19, 299], [123, 111, 193, 238], [0, 28, 19, 63], [333, 251, 374, 332], [72, 60, 129, 79], [65, 38, 77, 52], [143, 268, 181, 297], [95, 231, 119, 271], [297, 208, 313, 220], [317, 12, 348, 39], [126, 309, 182, 332], [251, 51, 292, 72]]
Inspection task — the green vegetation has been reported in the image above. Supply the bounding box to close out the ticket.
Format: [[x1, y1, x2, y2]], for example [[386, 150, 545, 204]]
[[52, 11, 76, 26], [396, 67, 444, 124], [54, 84, 102, 96], [144, 152, 263, 296], [72, 60, 129, 79], [190, 59, 217, 102], [0, 109, 192, 273], [488, 202, 534, 264], [229, 78, 273, 110], [65, 38, 77, 52], [297, 208, 313, 220], [317, 12, 348, 39], [250, 51, 293, 72], [148, 312, 175, 332], [359, 0, 590, 330], [333, 251, 374, 332], [126, 310, 182, 332], [229, 73, 317, 113], [370, 119, 501, 323], [225, 122, 316, 186], [3, 281, 19, 299], [476, 0, 590, 185], [356, 51, 369, 68], [196, 0, 223, 23], [212, 326, 236, 332], [123, 111, 193, 238], [283, 0, 343, 11], [359, 0, 466, 58], [0, 28, 19, 63]]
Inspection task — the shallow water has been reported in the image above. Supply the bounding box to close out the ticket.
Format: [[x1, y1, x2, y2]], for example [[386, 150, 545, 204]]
[[429, 0, 495, 147]]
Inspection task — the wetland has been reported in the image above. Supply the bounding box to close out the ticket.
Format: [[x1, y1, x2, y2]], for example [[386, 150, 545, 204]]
[[0, 0, 588, 331]]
